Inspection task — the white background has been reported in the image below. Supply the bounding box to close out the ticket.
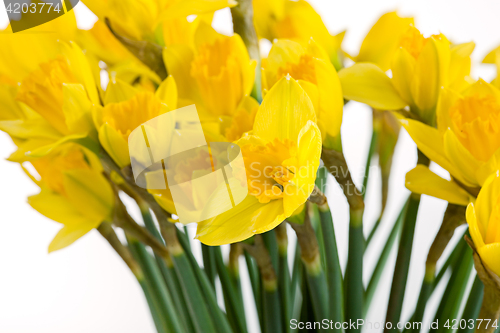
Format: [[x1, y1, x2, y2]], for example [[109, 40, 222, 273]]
[[0, 0, 499, 332]]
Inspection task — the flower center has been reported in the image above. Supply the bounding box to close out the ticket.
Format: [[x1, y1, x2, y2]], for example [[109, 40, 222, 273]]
[[102, 92, 165, 140], [399, 27, 428, 59], [17, 57, 78, 135], [190, 38, 243, 116], [277, 54, 317, 84], [449, 93, 500, 162], [241, 138, 298, 203]]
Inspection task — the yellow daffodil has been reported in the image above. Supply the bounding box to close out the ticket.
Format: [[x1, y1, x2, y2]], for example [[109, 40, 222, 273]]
[[27, 143, 114, 252], [339, 26, 474, 125], [403, 79, 500, 206], [0, 41, 100, 161], [93, 76, 178, 168], [164, 22, 256, 119], [195, 76, 322, 245], [253, 0, 344, 69], [263, 38, 343, 149], [83, 0, 236, 42], [350, 12, 414, 72], [466, 172, 500, 277]]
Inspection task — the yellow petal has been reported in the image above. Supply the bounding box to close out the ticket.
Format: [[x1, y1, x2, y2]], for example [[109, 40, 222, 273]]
[[443, 129, 481, 186], [49, 222, 97, 253], [355, 12, 414, 71], [410, 37, 450, 124], [254, 76, 316, 143], [391, 47, 416, 105], [0, 118, 61, 140], [61, 41, 100, 105], [477, 244, 500, 277], [63, 84, 94, 134], [196, 194, 284, 245], [338, 63, 407, 110], [400, 119, 467, 186], [155, 75, 178, 109], [313, 57, 343, 139], [466, 203, 485, 249], [104, 78, 140, 105], [29, 189, 91, 225], [475, 173, 500, 237], [63, 169, 114, 222], [477, 147, 500, 186], [448, 42, 475, 92], [405, 165, 470, 206], [265, 39, 305, 88], [98, 123, 130, 168], [283, 121, 321, 216], [436, 87, 461, 135], [27, 133, 88, 158], [163, 45, 196, 102]]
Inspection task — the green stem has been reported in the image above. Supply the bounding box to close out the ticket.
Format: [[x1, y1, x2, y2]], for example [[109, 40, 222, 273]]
[[457, 276, 484, 333], [244, 251, 262, 325], [201, 244, 217, 290], [430, 243, 474, 333], [319, 202, 344, 329], [345, 211, 364, 333], [139, 207, 193, 333], [384, 193, 421, 332], [364, 198, 407, 315], [276, 223, 292, 333], [214, 246, 248, 333], [128, 238, 185, 333], [362, 127, 378, 201], [175, 233, 233, 333]]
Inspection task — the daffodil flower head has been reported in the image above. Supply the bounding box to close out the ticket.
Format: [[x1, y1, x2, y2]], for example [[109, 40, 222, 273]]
[[264, 38, 343, 148], [467, 172, 500, 278], [195, 76, 322, 245], [402, 80, 500, 206], [253, 0, 344, 69], [164, 22, 256, 118], [27, 143, 114, 253], [95, 76, 177, 168], [340, 26, 474, 126]]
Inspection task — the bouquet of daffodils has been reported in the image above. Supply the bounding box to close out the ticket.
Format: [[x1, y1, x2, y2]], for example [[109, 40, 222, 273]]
[[1, 0, 500, 332]]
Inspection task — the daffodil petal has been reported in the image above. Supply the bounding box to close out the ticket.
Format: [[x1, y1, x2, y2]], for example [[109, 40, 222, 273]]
[[104, 78, 139, 105], [99, 123, 130, 168], [63, 169, 114, 222], [443, 130, 481, 186], [410, 37, 450, 123], [477, 147, 500, 186], [49, 222, 97, 253], [466, 203, 485, 248], [254, 76, 316, 143], [196, 195, 284, 245], [436, 87, 461, 135], [313, 58, 343, 139], [391, 47, 416, 105], [475, 173, 500, 236], [27, 133, 88, 158], [477, 243, 500, 277], [163, 45, 196, 102], [405, 165, 470, 206], [355, 12, 414, 71], [63, 84, 94, 134], [156, 75, 178, 110], [400, 119, 467, 186], [28, 189, 91, 225], [338, 63, 407, 110]]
